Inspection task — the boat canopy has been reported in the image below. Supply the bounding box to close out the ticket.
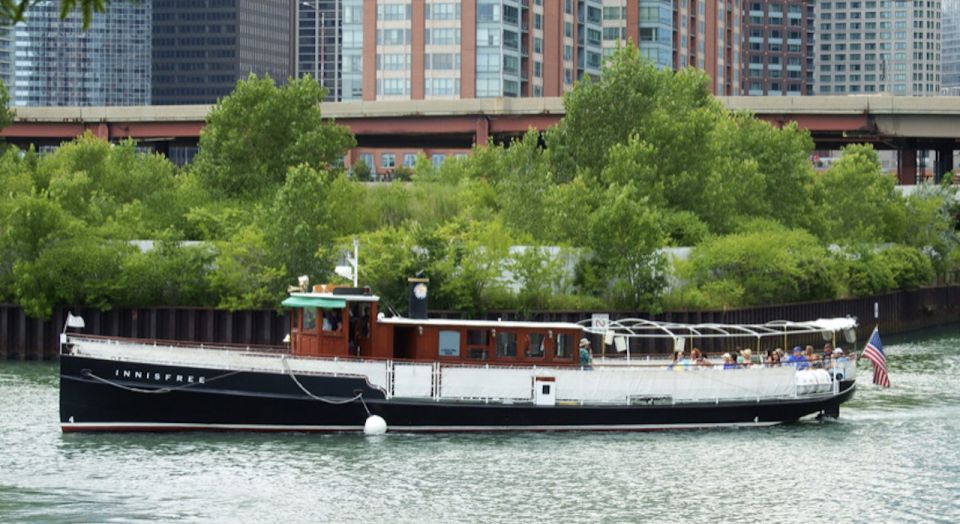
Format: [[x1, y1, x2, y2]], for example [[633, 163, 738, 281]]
[[579, 317, 858, 340], [281, 296, 347, 309]]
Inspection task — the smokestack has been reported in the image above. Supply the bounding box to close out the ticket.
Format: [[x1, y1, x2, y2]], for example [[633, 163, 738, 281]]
[[408, 276, 429, 319]]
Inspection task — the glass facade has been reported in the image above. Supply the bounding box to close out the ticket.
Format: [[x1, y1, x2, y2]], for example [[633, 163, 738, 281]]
[[638, 0, 674, 69], [14, 0, 151, 106], [152, 0, 292, 105], [944, 0, 960, 91], [297, 0, 362, 101]]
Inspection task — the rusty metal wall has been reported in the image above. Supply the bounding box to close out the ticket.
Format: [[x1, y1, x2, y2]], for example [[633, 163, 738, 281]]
[[1, 286, 958, 360]]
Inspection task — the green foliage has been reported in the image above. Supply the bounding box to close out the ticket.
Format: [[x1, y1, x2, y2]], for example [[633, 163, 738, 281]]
[[193, 74, 355, 198], [876, 245, 935, 290], [816, 144, 902, 244], [582, 184, 666, 310], [682, 227, 840, 308], [0, 79, 15, 134], [13, 235, 135, 318], [351, 158, 372, 181]]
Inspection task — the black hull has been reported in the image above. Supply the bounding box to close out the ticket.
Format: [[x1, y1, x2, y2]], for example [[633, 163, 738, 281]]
[[60, 354, 856, 433]]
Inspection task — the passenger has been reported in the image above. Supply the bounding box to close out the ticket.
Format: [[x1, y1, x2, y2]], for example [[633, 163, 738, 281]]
[[765, 349, 782, 366], [670, 350, 690, 370], [740, 349, 753, 367], [691, 347, 710, 367], [830, 347, 849, 380], [722, 353, 738, 369], [791, 346, 809, 370], [775, 348, 785, 363], [805, 345, 822, 368], [579, 338, 593, 370], [823, 342, 834, 363]]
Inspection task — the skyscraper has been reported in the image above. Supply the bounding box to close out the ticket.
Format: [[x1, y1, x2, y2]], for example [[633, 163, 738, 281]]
[[814, 0, 942, 95], [296, 0, 364, 101], [13, 0, 151, 106], [743, 1, 815, 96], [600, 0, 743, 96], [0, 26, 13, 101], [943, 0, 960, 92], [152, 0, 295, 105], [352, 0, 604, 101]]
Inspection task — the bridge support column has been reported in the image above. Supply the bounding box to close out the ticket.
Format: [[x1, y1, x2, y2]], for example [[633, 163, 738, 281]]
[[898, 148, 917, 185], [475, 116, 489, 146], [935, 148, 954, 183]]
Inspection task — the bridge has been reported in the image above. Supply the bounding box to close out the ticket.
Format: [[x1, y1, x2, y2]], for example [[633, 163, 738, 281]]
[[5, 96, 960, 183]]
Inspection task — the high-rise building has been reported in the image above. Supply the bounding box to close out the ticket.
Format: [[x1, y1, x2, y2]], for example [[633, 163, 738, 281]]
[[354, 0, 604, 101], [13, 0, 151, 106], [0, 26, 13, 102], [742, 1, 814, 96], [152, 0, 295, 105], [814, 0, 942, 95], [296, 0, 364, 101], [600, 0, 743, 96], [943, 0, 960, 92]]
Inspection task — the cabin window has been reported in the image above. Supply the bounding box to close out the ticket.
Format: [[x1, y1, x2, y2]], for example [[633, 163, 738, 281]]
[[322, 310, 341, 332], [303, 308, 317, 331], [467, 329, 488, 360], [555, 333, 572, 359], [527, 333, 546, 358], [496, 332, 517, 358], [438, 330, 460, 357]]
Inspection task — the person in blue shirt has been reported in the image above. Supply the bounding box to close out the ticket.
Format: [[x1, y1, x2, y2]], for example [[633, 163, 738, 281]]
[[578, 338, 593, 369], [790, 346, 809, 370]]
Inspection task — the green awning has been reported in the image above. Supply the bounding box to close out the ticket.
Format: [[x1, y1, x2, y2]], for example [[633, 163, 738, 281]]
[[281, 296, 346, 309]]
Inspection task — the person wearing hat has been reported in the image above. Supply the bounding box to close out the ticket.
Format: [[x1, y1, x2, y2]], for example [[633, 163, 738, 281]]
[[791, 346, 809, 370], [579, 338, 593, 370], [830, 347, 848, 380]]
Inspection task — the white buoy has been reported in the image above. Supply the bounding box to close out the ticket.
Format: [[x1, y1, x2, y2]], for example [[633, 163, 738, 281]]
[[363, 415, 387, 435]]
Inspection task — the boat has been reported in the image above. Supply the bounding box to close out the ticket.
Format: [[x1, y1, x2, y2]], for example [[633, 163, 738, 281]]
[[59, 279, 859, 433]]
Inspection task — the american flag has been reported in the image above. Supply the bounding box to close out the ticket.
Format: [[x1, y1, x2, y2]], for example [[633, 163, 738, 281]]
[[861, 327, 890, 388]]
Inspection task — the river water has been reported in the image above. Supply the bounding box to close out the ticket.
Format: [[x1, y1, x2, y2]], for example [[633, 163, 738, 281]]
[[1, 325, 958, 523]]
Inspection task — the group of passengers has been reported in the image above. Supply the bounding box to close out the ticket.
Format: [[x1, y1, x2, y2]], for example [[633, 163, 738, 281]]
[[669, 342, 849, 373]]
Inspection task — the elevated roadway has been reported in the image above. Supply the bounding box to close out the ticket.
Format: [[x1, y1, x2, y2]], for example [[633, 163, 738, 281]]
[[5, 96, 960, 182]]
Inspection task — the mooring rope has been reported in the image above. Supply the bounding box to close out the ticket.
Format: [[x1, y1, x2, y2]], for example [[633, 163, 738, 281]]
[[81, 369, 240, 394], [280, 357, 368, 413]]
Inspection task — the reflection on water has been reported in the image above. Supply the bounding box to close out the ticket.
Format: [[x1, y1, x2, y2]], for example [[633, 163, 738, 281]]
[[1, 325, 958, 523]]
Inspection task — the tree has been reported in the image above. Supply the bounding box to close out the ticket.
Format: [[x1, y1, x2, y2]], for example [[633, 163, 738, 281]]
[[682, 226, 840, 308], [0, 79, 15, 136], [816, 144, 903, 245], [580, 184, 667, 310], [193, 74, 355, 198], [546, 45, 717, 183]]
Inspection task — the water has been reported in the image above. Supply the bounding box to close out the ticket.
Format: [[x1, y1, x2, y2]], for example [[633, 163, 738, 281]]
[[1, 326, 959, 523]]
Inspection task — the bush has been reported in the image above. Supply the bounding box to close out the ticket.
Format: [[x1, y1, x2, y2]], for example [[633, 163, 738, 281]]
[[681, 227, 839, 308], [877, 244, 935, 289]]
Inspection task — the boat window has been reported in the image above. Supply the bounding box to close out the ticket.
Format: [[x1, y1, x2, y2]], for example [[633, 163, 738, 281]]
[[467, 329, 488, 345], [467, 329, 488, 360], [303, 308, 317, 331], [438, 330, 460, 357], [526, 333, 546, 358], [555, 333, 572, 359], [322, 310, 341, 332], [496, 332, 517, 358]]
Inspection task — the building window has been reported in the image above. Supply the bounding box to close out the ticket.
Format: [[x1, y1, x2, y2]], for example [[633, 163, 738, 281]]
[[381, 153, 396, 169]]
